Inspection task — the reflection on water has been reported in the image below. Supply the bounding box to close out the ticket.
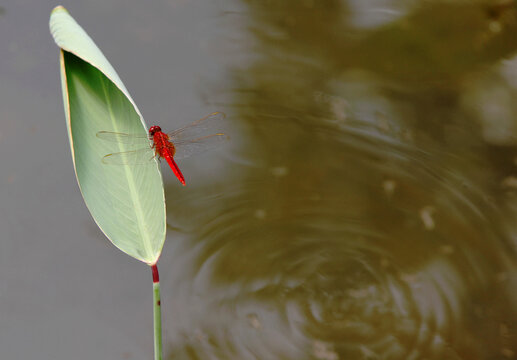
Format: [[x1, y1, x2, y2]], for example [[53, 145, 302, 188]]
[[164, 1, 517, 359]]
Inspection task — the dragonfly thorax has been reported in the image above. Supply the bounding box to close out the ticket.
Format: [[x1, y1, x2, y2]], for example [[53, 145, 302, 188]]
[[149, 125, 162, 136]]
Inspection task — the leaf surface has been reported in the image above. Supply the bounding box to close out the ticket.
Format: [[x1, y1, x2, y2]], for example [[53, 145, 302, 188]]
[[50, 6, 166, 264]]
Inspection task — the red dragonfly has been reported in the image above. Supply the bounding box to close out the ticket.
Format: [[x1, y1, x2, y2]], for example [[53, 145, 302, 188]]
[[96, 112, 228, 186]]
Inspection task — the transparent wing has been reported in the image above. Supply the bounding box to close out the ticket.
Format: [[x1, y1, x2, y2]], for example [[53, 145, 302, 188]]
[[101, 148, 155, 165], [173, 133, 229, 160], [97, 112, 228, 162], [168, 112, 227, 142], [96, 131, 151, 146]]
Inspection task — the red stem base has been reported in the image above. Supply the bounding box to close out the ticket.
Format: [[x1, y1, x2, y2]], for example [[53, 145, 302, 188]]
[[151, 264, 160, 283]]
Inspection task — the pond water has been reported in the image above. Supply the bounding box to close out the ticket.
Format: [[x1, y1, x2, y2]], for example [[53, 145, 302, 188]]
[[1, 1, 517, 359], [163, 1, 517, 359]]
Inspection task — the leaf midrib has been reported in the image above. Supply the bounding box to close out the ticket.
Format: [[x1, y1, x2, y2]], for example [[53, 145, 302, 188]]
[[100, 75, 154, 262]]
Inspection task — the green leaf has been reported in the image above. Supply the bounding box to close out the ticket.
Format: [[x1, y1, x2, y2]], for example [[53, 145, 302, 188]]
[[49, 6, 166, 265]]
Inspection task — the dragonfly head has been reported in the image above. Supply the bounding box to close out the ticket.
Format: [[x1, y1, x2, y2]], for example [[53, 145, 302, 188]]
[[149, 125, 161, 136]]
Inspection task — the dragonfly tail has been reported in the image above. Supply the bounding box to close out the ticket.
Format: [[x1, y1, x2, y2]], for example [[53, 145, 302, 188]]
[[164, 155, 186, 186]]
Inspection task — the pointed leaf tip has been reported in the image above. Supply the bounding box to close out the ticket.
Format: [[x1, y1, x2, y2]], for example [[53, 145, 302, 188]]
[[51, 6, 69, 14]]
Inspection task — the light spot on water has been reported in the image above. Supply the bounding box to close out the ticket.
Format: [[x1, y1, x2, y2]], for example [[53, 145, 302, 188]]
[[359, 345, 378, 359], [401, 275, 420, 289], [254, 209, 267, 219], [489, 20, 502, 33], [376, 112, 391, 133], [501, 348, 515, 358], [382, 179, 397, 197], [419, 206, 436, 230], [246, 313, 261, 329], [380, 258, 390, 268], [502, 176, 517, 189], [313, 340, 339, 360], [439, 245, 454, 255], [270, 166, 289, 177]]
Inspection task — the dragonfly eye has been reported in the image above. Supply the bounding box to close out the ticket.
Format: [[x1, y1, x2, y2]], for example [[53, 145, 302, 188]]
[[149, 125, 161, 136]]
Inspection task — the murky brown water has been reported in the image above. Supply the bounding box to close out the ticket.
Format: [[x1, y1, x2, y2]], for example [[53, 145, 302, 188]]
[[159, 1, 517, 359]]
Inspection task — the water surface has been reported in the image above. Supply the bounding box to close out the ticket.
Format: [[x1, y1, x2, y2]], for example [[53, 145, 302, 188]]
[[1, 1, 517, 359]]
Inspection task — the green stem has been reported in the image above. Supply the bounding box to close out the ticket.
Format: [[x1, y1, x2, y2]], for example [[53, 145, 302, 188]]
[[151, 264, 162, 360]]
